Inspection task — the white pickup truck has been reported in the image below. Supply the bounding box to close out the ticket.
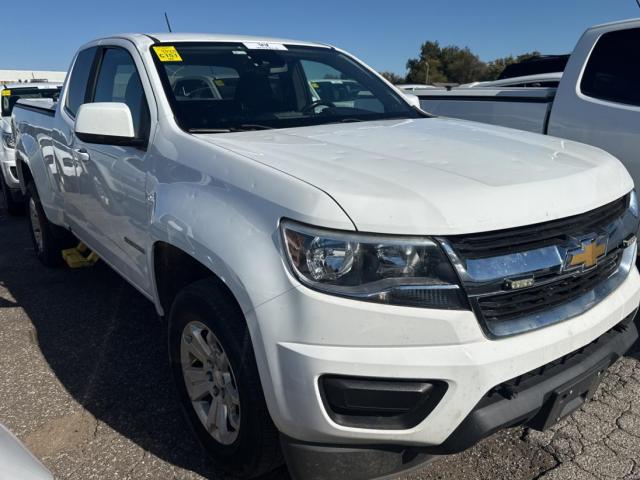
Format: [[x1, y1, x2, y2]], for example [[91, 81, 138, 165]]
[[416, 18, 640, 198], [11, 34, 640, 480], [1, 83, 61, 214]]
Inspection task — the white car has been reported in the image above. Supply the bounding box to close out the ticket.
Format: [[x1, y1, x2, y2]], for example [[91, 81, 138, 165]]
[[1, 83, 61, 214], [12, 34, 640, 479]]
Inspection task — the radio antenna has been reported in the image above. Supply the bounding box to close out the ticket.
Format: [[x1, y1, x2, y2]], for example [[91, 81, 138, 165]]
[[164, 12, 173, 32]]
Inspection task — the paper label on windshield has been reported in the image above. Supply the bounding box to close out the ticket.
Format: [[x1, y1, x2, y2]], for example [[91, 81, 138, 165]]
[[153, 46, 183, 62], [1, 90, 10, 96], [243, 42, 287, 51]]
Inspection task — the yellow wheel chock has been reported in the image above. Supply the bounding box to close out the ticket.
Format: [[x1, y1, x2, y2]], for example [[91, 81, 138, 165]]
[[61, 242, 100, 268]]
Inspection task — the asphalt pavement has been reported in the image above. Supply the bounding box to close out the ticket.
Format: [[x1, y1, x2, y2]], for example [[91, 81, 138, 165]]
[[1, 198, 639, 480]]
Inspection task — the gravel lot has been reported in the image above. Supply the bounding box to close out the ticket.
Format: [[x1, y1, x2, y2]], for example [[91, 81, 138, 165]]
[[1, 198, 640, 480]]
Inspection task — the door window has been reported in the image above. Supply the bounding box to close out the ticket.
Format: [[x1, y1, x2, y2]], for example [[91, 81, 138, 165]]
[[93, 48, 151, 140], [65, 47, 98, 117], [581, 28, 640, 107]]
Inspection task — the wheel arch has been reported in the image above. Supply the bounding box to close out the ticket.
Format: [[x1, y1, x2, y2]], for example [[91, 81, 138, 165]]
[[151, 240, 251, 319], [15, 152, 33, 195]]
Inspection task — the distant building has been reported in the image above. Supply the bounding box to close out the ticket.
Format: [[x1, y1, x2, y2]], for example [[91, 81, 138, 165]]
[[0, 70, 66, 85]]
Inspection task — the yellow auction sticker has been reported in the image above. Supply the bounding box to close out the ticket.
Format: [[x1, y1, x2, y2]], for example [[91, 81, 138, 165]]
[[153, 46, 183, 62], [1, 89, 10, 96], [214, 79, 225, 87]]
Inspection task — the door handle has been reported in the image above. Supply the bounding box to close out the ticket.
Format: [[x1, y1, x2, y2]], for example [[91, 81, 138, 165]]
[[73, 148, 90, 163]]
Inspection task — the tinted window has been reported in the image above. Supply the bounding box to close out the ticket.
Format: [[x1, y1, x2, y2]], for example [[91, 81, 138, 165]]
[[581, 28, 640, 107], [93, 48, 150, 139], [65, 47, 98, 117]]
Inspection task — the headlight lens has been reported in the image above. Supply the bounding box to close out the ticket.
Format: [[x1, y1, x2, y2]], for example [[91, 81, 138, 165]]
[[629, 190, 639, 218], [281, 220, 468, 309], [1, 131, 15, 149]]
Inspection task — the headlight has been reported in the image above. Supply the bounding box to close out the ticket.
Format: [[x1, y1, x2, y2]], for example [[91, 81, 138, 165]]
[[281, 220, 468, 309], [1, 131, 15, 149], [630, 190, 639, 218]]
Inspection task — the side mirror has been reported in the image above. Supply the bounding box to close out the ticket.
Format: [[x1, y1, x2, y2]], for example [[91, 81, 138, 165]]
[[74, 102, 141, 146], [402, 93, 422, 109]]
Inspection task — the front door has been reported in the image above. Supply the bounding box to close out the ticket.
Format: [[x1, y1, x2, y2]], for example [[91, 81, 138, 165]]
[[74, 46, 154, 294]]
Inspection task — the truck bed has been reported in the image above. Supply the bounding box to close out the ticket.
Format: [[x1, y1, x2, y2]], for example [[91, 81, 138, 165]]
[[415, 87, 557, 134]]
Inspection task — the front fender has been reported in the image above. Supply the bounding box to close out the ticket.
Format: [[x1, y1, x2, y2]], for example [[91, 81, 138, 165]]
[[147, 147, 354, 316]]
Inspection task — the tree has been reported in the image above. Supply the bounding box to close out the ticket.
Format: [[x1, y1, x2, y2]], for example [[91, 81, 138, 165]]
[[405, 41, 447, 84], [379, 71, 406, 84], [404, 40, 544, 84]]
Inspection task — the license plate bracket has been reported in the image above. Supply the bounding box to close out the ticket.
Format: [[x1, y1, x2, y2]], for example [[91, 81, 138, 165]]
[[538, 360, 608, 431]]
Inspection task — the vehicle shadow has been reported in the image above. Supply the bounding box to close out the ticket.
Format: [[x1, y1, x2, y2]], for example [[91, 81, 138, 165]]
[[0, 202, 290, 480]]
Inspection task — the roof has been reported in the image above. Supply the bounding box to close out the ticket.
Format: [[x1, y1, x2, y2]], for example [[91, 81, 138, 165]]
[[588, 17, 640, 31], [109, 33, 331, 49]]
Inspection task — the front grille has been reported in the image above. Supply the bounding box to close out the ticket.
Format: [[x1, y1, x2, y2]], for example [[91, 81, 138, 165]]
[[448, 195, 629, 259], [475, 248, 622, 324]]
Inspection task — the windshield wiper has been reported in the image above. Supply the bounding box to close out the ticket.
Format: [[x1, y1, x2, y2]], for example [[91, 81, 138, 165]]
[[188, 128, 233, 133], [188, 124, 274, 134], [234, 124, 274, 131]]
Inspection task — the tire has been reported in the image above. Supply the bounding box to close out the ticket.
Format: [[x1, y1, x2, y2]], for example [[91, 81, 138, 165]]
[[168, 278, 282, 478], [26, 182, 75, 267], [1, 175, 24, 216]]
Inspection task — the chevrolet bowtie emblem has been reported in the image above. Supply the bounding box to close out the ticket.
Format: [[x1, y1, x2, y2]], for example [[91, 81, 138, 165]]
[[564, 236, 608, 271]]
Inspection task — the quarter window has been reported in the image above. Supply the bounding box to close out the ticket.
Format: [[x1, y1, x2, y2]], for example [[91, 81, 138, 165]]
[[93, 48, 150, 140], [65, 47, 98, 117], [581, 28, 640, 107]]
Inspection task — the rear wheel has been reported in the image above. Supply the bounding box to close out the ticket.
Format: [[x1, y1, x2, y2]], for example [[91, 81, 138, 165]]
[[26, 182, 75, 267], [1, 175, 24, 216], [168, 278, 282, 478]]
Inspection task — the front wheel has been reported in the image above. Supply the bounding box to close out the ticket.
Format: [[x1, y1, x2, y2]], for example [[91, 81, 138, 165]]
[[168, 278, 282, 478]]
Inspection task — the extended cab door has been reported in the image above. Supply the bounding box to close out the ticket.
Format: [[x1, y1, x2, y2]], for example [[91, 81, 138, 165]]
[[548, 25, 640, 188], [67, 43, 156, 295]]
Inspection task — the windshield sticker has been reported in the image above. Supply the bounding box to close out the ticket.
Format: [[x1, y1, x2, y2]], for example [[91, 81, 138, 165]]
[[243, 42, 288, 51], [214, 79, 225, 86], [1, 90, 10, 97], [232, 50, 248, 55], [153, 46, 183, 62]]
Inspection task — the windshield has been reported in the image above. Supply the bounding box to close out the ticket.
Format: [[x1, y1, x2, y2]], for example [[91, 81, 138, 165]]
[[1, 87, 60, 117], [152, 43, 424, 132]]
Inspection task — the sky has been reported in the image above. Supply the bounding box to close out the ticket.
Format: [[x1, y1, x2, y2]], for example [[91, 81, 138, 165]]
[[5, 0, 640, 75]]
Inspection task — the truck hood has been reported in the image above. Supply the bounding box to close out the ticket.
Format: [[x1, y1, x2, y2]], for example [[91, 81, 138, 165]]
[[198, 118, 633, 235]]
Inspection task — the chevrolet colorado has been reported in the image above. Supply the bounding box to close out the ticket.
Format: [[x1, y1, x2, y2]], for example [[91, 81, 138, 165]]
[[415, 18, 640, 200], [11, 34, 640, 480]]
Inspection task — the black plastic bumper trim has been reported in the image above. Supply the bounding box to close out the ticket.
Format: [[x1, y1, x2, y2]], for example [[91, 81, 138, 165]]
[[320, 376, 448, 430]]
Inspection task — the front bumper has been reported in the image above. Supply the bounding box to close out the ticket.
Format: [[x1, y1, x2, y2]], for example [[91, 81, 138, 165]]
[[280, 310, 639, 480], [251, 260, 640, 447]]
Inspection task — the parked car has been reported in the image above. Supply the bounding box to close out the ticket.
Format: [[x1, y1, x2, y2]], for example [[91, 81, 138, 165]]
[[1, 83, 61, 214], [415, 18, 640, 198], [11, 33, 640, 480], [0, 424, 52, 480]]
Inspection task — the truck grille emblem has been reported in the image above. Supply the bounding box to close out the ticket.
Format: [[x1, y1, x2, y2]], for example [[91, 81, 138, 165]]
[[564, 235, 608, 272]]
